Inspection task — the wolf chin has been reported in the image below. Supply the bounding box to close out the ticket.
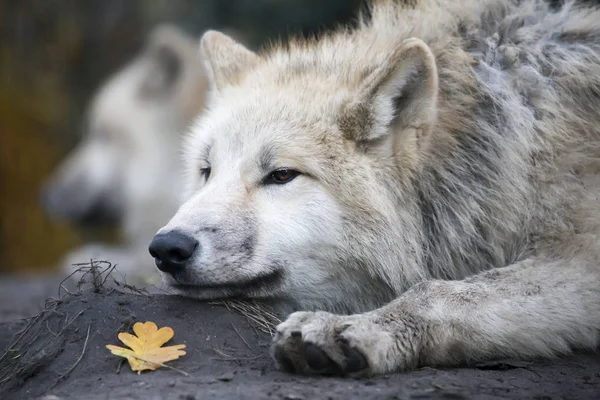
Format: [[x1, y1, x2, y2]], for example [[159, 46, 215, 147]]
[[151, 0, 600, 376]]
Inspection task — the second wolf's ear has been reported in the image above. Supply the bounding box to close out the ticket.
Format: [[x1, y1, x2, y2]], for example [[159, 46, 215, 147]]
[[339, 38, 438, 165], [200, 30, 259, 92], [140, 25, 194, 98]]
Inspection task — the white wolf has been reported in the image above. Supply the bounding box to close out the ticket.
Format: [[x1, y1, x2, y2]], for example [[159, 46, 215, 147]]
[[41, 25, 209, 282], [152, 0, 600, 377]]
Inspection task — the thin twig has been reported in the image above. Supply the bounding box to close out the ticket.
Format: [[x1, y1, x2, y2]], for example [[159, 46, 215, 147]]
[[59, 285, 75, 296], [231, 322, 252, 349], [249, 323, 259, 338], [59, 325, 91, 379], [100, 263, 118, 287], [210, 355, 263, 362], [116, 359, 125, 374], [59, 310, 84, 334], [46, 321, 58, 337], [58, 268, 82, 298], [212, 348, 234, 358]]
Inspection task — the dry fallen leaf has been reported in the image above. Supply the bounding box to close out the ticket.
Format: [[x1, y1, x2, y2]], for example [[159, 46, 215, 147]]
[[106, 321, 186, 375]]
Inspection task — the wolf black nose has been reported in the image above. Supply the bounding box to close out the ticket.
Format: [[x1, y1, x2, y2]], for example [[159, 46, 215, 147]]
[[149, 231, 198, 273]]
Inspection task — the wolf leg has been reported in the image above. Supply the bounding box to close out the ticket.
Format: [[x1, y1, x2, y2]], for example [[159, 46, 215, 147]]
[[272, 244, 600, 376]]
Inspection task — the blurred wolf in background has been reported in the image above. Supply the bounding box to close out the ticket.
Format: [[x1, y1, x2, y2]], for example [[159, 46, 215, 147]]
[[41, 25, 209, 282], [152, 0, 600, 377]]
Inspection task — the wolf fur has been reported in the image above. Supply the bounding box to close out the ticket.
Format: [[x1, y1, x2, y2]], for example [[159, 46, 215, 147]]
[[41, 25, 209, 281], [155, 0, 600, 376]]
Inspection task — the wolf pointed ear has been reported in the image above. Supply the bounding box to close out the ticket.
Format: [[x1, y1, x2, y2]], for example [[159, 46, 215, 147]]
[[339, 38, 438, 164], [200, 30, 259, 92], [140, 25, 193, 98]]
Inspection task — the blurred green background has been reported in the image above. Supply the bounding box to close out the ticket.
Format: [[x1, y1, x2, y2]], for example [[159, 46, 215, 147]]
[[0, 0, 363, 274]]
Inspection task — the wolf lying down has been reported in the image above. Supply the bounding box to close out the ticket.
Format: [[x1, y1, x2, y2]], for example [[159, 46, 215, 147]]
[[149, 0, 600, 376]]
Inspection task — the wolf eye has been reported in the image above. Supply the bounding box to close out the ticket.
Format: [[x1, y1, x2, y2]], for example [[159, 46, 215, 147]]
[[200, 166, 211, 181], [265, 169, 300, 185]]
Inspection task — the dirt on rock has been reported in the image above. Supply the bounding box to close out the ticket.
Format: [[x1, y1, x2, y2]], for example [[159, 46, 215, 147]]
[[0, 281, 599, 400]]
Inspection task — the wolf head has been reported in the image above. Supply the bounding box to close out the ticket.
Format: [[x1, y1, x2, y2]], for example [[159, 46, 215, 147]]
[[152, 29, 440, 313], [41, 25, 208, 233]]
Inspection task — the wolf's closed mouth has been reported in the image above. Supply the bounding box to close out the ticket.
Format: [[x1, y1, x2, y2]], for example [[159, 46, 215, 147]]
[[171, 268, 284, 293]]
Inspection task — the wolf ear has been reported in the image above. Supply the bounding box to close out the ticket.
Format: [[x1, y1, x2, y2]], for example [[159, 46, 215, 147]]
[[140, 25, 193, 98], [200, 30, 259, 92], [339, 38, 438, 164]]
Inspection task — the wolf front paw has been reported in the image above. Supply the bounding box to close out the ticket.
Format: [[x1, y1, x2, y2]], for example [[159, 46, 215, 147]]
[[271, 310, 421, 377]]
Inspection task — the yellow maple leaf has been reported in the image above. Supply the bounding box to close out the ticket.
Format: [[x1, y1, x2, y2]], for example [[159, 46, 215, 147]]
[[106, 321, 186, 375]]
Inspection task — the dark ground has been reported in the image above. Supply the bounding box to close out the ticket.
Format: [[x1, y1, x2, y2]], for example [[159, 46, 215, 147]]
[[0, 276, 599, 400]]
